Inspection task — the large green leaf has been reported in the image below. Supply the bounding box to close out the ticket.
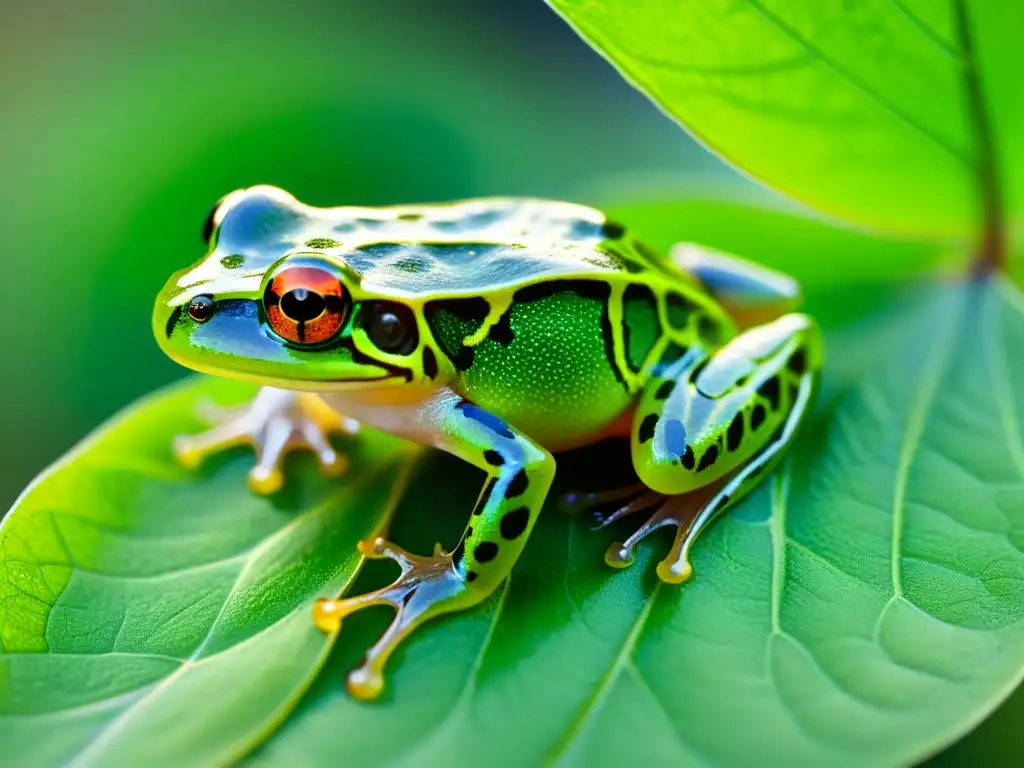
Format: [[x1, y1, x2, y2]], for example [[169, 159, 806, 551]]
[[4, 198, 1018, 767], [547, 0, 1022, 245], [250, 277, 1024, 767], [0, 379, 418, 766]]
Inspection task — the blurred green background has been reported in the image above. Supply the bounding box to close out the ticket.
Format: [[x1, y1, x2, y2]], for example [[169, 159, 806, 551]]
[[2, 0, 1022, 762], [0, 0, 744, 511]]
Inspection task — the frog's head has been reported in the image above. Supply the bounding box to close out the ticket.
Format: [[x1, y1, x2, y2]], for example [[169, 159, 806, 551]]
[[153, 186, 439, 391]]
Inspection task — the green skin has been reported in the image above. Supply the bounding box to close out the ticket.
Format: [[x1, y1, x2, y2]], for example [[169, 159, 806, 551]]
[[153, 185, 822, 699]]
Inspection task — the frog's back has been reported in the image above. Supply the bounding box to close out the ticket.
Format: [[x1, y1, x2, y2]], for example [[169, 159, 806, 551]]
[[211, 188, 687, 297], [331, 197, 691, 296]]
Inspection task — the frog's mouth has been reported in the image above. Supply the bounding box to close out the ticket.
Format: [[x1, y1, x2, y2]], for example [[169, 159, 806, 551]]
[[154, 296, 412, 390]]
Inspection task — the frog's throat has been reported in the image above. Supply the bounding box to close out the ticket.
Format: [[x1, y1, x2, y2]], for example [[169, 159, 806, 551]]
[[165, 356, 407, 393]]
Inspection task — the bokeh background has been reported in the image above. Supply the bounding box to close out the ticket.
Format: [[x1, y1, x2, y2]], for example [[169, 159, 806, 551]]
[[1, 0, 1017, 762], [0, 0, 749, 511]]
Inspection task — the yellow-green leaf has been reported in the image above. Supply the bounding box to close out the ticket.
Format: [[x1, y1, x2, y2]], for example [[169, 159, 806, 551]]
[[548, 0, 1022, 247]]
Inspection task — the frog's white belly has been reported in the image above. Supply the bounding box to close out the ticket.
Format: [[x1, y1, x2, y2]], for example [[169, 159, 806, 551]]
[[323, 386, 459, 451]]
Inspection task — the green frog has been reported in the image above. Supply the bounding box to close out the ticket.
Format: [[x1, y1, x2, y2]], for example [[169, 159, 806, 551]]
[[153, 185, 821, 699]]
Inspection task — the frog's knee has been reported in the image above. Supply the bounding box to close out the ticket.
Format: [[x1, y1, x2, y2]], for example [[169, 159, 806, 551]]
[[632, 420, 722, 496], [633, 315, 819, 495]]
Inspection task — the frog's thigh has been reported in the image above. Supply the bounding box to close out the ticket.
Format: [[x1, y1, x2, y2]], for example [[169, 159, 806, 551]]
[[625, 314, 819, 582], [670, 242, 801, 322], [632, 313, 820, 496]]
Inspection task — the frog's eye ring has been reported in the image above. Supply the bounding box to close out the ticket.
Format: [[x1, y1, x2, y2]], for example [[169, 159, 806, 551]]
[[264, 266, 348, 345], [363, 301, 418, 356]]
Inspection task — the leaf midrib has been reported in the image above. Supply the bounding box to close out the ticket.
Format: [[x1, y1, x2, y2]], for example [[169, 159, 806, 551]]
[[890, 289, 965, 598], [380, 578, 513, 766], [952, 0, 1007, 271], [544, 578, 661, 763]]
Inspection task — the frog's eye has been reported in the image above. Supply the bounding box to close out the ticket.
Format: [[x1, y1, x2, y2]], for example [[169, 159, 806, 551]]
[[264, 266, 349, 345], [363, 301, 418, 356]]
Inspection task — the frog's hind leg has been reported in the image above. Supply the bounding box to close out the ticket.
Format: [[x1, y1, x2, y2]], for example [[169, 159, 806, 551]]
[[621, 313, 820, 582], [313, 389, 556, 700], [174, 387, 358, 494]]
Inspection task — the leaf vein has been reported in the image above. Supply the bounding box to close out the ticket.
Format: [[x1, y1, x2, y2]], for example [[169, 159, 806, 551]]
[[384, 578, 512, 765], [768, 629, 903, 714], [740, 0, 970, 165], [4, 553, 248, 585], [626, 662, 712, 765], [0, 650, 186, 663], [890, 291, 963, 597], [887, 0, 959, 58], [545, 583, 661, 763], [784, 535, 872, 589], [769, 463, 791, 636], [613, 49, 813, 78], [997, 276, 1024, 317]]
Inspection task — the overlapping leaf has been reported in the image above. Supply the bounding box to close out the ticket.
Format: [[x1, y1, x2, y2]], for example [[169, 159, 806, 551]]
[[548, 0, 1021, 246]]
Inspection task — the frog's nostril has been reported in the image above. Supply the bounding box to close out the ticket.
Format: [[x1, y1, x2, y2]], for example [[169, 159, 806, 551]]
[[281, 288, 326, 322]]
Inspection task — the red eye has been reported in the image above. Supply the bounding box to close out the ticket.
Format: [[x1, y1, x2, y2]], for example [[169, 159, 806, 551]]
[[264, 265, 348, 345]]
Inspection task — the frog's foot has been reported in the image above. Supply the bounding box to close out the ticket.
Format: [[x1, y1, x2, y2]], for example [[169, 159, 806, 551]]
[[173, 386, 359, 494], [589, 488, 663, 530], [559, 483, 664, 530], [313, 536, 476, 701], [568, 482, 727, 584], [559, 483, 645, 516], [604, 484, 725, 584]]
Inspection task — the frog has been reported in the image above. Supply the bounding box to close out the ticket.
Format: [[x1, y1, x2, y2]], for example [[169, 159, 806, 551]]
[[153, 185, 821, 700]]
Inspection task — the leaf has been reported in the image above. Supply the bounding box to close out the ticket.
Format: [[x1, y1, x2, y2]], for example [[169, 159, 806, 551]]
[[248, 275, 1024, 767], [0, 378, 418, 766], [547, 0, 1022, 246], [2, 198, 1012, 767]]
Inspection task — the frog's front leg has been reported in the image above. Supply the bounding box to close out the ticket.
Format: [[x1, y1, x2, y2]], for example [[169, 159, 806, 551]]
[[613, 313, 820, 582], [173, 386, 359, 494], [313, 389, 555, 700]]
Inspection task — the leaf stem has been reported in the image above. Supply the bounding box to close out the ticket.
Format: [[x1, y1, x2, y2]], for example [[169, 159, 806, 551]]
[[953, 0, 1005, 276]]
